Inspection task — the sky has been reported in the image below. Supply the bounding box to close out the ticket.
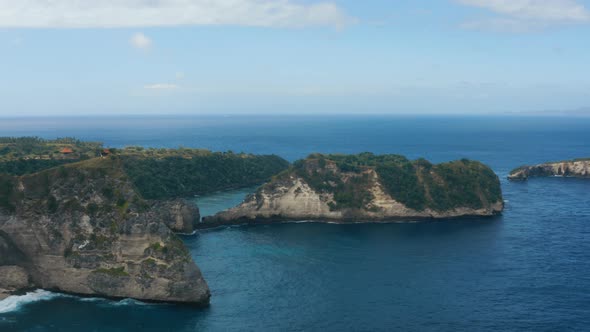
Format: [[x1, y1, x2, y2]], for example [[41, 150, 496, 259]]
[[1, 0, 590, 116]]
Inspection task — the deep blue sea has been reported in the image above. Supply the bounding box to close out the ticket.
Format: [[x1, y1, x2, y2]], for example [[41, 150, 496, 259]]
[[1, 115, 589, 331]]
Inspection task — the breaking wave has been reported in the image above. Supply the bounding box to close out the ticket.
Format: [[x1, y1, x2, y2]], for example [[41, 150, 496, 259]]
[[0, 290, 154, 314], [0, 290, 65, 314]]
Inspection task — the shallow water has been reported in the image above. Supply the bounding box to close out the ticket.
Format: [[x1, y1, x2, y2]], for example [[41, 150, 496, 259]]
[[1, 115, 589, 331]]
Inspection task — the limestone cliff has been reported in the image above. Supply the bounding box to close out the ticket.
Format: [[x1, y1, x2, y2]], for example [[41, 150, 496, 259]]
[[151, 199, 200, 234], [0, 157, 210, 305], [508, 159, 590, 180], [203, 153, 503, 225]]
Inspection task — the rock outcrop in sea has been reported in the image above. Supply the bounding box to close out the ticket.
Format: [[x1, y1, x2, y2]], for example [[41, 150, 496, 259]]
[[508, 159, 590, 181], [0, 157, 210, 304], [203, 153, 504, 225]]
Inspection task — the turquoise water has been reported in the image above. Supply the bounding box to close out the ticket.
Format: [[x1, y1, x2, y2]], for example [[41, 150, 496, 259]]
[[1, 115, 589, 331], [192, 187, 258, 221]]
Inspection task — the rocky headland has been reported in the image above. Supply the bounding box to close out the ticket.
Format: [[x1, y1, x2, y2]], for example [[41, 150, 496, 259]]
[[508, 159, 590, 181], [0, 137, 290, 304], [0, 157, 210, 304], [203, 153, 504, 225]]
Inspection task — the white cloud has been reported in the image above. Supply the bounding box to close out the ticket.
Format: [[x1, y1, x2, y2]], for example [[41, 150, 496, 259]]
[[457, 0, 590, 31], [130, 33, 152, 49], [460, 17, 547, 32], [144, 83, 178, 90], [0, 0, 353, 29]]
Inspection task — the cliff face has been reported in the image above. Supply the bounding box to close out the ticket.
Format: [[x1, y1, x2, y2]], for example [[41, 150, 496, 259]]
[[0, 158, 210, 305], [203, 154, 503, 225], [509, 159, 590, 180], [152, 199, 200, 234]]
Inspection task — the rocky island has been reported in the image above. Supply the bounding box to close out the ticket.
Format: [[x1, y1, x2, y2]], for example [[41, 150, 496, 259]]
[[508, 159, 590, 180], [0, 137, 289, 303], [203, 153, 504, 225]]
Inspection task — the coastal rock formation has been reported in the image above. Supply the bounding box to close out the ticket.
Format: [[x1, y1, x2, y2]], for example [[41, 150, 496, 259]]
[[0, 266, 30, 300], [0, 158, 210, 305], [152, 199, 200, 234], [509, 159, 590, 181], [203, 153, 503, 225]]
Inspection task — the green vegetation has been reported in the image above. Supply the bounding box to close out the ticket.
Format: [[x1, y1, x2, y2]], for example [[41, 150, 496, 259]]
[[47, 195, 58, 213], [0, 159, 78, 176], [0, 137, 103, 175], [144, 258, 157, 265], [292, 157, 373, 210], [121, 152, 289, 199], [422, 159, 502, 211], [292, 153, 502, 212], [0, 137, 290, 204], [149, 242, 165, 251], [0, 137, 500, 214], [93, 266, 130, 277], [0, 175, 16, 212]]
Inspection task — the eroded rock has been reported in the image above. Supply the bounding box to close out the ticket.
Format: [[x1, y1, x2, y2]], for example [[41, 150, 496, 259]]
[[0, 158, 210, 305]]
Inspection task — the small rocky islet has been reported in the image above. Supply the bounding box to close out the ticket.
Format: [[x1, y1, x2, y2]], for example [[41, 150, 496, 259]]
[[8, 137, 587, 304], [508, 158, 590, 181]]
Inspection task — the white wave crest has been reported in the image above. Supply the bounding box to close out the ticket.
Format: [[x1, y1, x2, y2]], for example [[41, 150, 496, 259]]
[[0, 289, 64, 314], [113, 298, 150, 306], [78, 296, 150, 306], [0, 290, 158, 314]]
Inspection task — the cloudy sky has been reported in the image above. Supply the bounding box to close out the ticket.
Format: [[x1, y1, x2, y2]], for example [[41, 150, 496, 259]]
[[1, 0, 590, 115]]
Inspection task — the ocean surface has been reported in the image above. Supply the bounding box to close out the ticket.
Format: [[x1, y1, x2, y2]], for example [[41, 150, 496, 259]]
[[1, 115, 589, 331]]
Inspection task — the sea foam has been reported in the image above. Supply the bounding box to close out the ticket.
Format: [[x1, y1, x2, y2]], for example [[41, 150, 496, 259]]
[[0, 290, 64, 314], [0, 290, 154, 314]]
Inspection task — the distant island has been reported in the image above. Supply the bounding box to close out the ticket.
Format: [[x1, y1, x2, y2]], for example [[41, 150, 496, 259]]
[[0, 137, 288, 303], [509, 158, 590, 181], [203, 153, 504, 225]]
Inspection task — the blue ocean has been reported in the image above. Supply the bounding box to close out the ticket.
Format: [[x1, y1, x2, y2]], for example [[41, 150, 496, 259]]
[[1, 115, 589, 331]]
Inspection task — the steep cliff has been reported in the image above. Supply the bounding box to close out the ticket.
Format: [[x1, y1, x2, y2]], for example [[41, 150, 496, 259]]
[[509, 159, 590, 180], [0, 157, 210, 305], [151, 199, 200, 234], [203, 153, 503, 225]]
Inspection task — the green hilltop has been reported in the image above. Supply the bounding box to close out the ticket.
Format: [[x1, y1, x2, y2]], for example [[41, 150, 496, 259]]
[[0, 137, 289, 201], [290, 152, 502, 212]]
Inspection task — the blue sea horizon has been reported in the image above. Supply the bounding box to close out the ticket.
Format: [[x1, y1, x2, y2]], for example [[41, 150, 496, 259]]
[[1, 115, 589, 331]]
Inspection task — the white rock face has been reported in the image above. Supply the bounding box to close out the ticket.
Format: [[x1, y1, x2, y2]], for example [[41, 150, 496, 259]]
[[509, 160, 590, 180], [215, 176, 343, 220]]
